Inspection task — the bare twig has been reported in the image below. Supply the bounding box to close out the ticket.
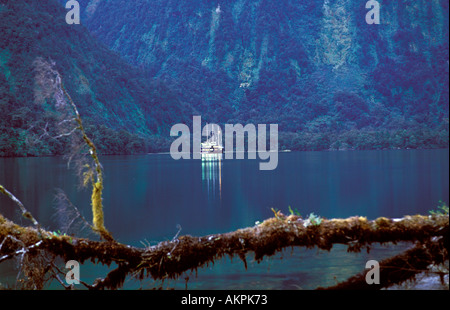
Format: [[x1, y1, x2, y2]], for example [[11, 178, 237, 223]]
[[172, 224, 182, 242], [0, 240, 43, 263], [53, 127, 79, 140], [53, 189, 93, 236], [0, 185, 39, 227], [38, 122, 50, 139]]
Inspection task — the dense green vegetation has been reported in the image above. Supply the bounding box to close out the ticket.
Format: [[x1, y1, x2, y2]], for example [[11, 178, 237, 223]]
[[0, 0, 187, 156], [1, 0, 449, 157]]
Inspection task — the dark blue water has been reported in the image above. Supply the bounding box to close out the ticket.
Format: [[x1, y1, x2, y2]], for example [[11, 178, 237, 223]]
[[0, 149, 448, 289]]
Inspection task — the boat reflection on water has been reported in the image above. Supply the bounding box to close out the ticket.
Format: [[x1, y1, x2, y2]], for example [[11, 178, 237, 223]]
[[201, 153, 222, 199]]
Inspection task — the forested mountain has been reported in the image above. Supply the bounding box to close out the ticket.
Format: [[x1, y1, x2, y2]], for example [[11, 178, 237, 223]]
[[0, 0, 191, 156], [1, 0, 449, 156], [76, 0, 449, 150]]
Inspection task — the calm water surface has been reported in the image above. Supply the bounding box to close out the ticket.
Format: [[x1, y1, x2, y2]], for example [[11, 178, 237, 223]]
[[0, 149, 448, 289]]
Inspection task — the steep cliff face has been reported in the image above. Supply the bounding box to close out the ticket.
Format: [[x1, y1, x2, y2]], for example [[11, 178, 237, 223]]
[[78, 0, 448, 135]]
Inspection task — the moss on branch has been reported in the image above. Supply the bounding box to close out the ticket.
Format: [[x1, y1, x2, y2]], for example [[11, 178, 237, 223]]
[[0, 211, 448, 289]]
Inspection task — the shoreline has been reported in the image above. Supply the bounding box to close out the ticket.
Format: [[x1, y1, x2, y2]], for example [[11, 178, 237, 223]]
[[0, 146, 449, 160]]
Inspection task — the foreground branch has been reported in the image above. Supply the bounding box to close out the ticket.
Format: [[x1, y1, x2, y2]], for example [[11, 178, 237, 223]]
[[0, 212, 447, 289], [318, 237, 448, 290], [0, 185, 39, 227]]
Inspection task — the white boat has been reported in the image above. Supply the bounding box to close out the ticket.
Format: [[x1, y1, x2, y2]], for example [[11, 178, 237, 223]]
[[201, 124, 224, 154], [201, 142, 224, 154]]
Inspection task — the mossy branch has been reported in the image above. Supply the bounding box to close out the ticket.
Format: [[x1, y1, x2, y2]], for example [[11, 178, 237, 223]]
[[0, 212, 447, 289], [57, 76, 113, 242]]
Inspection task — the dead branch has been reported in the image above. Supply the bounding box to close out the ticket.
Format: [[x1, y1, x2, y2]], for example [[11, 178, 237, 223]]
[[0, 185, 39, 227], [53, 189, 92, 236], [53, 127, 79, 140], [31, 58, 113, 242], [56, 75, 113, 242]]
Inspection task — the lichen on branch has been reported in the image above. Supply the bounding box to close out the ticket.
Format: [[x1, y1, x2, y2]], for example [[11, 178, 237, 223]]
[[0, 210, 447, 290], [58, 76, 112, 242], [31, 58, 113, 241]]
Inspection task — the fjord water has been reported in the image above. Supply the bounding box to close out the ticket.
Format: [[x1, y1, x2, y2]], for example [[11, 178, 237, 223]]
[[0, 149, 448, 289]]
